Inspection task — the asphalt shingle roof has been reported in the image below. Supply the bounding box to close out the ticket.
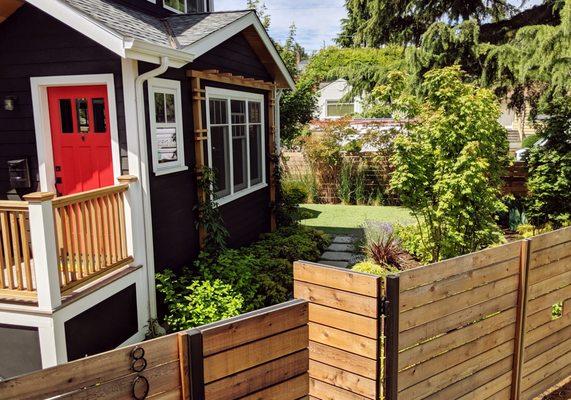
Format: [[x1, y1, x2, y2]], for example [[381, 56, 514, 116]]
[[59, 0, 251, 50]]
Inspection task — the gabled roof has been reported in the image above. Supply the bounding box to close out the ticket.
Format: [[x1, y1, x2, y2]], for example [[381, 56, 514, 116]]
[[21, 0, 294, 88]]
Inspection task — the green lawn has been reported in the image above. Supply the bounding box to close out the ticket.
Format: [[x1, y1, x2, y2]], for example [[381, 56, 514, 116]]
[[300, 204, 415, 236]]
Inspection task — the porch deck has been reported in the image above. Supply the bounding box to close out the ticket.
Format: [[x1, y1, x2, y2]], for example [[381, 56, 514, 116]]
[[0, 178, 137, 308]]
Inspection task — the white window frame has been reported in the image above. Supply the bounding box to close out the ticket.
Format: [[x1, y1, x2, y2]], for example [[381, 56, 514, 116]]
[[205, 87, 267, 206], [163, 0, 186, 13], [148, 78, 188, 176], [326, 99, 355, 117]]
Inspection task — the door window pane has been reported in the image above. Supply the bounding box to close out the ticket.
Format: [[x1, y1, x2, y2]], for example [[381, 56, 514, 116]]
[[164, 0, 185, 12], [249, 125, 262, 185], [59, 99, 73, 133], [92, 98, 106, 133], [76, 98, 89, 133], [232, 125, 247, 192], [211, 126, 230, 198], [155, 93, 165, 123]]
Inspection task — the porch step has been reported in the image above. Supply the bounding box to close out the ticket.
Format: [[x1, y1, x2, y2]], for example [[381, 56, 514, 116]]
[[327, 243, 355, 252]]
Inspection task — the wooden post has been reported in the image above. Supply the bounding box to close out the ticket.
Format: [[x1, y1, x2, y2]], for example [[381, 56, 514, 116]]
[[117, 175, 139, 262], [24, 192, 61, 310], [511, 239, 531, 400], [187, 328, 205, 400], [384, 274, 400, 400], [268, 88, 277, 231], [191, 76, 208, 248]]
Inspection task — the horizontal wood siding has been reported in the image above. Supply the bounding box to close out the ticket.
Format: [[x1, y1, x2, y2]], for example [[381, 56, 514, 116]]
[[293, 261, 382, 400], [0, 5, 128, 199]]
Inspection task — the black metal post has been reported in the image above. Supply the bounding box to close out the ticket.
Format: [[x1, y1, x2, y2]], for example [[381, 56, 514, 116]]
[[384, 274, 400, 400], [187, 329, 205, 400]]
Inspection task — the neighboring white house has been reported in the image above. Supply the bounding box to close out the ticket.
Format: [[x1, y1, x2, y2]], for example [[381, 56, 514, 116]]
[[317, 79, 363, 119]]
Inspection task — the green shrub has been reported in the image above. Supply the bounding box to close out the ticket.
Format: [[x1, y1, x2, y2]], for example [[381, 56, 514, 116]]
[[522, 134, 540, 149], [362, 221, 401, 268], [396, 223, 435, 264], [155, 271, 243, 331], [339, 161, 353, 205], [352, 261, 399, 277], [278, 180, 309, 226]]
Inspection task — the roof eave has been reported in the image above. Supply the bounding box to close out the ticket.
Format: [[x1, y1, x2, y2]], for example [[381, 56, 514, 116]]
[[125, 39, 194, 68]]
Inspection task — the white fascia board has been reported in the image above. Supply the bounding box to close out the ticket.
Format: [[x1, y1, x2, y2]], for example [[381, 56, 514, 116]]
[[26, 0, 126, 58], [185, 13, 296, 90], [125, 39, 194, 68]]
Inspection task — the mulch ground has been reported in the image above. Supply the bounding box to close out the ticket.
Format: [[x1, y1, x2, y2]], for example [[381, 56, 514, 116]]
[[541, 380, 571, 400]]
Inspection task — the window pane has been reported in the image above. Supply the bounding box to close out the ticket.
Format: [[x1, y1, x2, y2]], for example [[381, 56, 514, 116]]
[[155, 93, 165, 123], [188, 0, 206, 13], [165, 93, 176, 123], [92, 98, 106, 133], [249, 125, 262, 185], [327, 102, 354, 117], [231, 100, 246, 124], [209, 99, 228, 125], [211, 126, 230, 198], [164, 0, 185, 12], [76, 98, 89, 133], [249, 101, 261, 123], [156, 127, 178, 163], [59, 99, 73, 133], [232, 125, 247, 192]]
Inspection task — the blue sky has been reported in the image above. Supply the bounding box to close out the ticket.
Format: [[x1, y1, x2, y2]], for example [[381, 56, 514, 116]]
[[215, 0, 544, 52]]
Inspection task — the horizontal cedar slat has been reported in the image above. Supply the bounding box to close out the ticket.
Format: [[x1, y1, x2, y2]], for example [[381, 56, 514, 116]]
[[203, 325, 308, 383], [148, 389, 183, 400], [0, 334, 179, 400], [399, 293, 518, 350], [399, 274, 519, 331], [294, 281, 378, 318], [309, 377, 370, 400], [398, 340, 514, 400], [309, 360, 377, 399], [529, 227, 571, 252], [522, 338, 571, 380], [521, 362, 571, 400], [520, 348, 571, 394], [525, 307, 571, 348], [57, 360, 180, 400], [309, 322, 377, 359], [308, 342, 377, 380], [529, 240, 571, 269], [294, 261, 380, 297], [399, 308, 516, 369], [239, 373, 309, 400], [399, 323, 515, 390], [526, 284, 571, 315], [201, 300, 308, 356], [524, 325, 571, 371], [204, 349, 309, 400], [399, 241, 520, 291], [424, 357, 513, 400], [528, 256, 570, 285], [399, 258, 519, 312], [528, 269, 571, 299], [308, 303, 378, 339]]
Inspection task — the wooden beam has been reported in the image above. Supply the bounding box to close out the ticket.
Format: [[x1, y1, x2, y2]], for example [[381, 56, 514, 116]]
[[188, 70, 276, 91], [191, 76, 207, 248]]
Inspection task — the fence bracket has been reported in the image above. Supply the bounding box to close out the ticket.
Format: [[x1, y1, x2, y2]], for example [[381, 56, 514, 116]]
[[380, 296, 390, 316]]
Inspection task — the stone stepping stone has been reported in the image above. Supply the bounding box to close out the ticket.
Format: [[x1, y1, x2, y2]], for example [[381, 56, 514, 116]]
[[332, 236, 355, 244], [327, 243, 355, 252], [321, 251, 353, 262], [319, 260, 349, 268]]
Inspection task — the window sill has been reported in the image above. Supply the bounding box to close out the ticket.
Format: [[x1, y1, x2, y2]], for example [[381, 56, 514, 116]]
[[215, 183, 268, 206], [154, 165, 189, 176]]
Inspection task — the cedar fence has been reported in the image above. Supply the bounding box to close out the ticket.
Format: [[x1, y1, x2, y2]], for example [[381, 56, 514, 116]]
[[1, 228, 569, 400]]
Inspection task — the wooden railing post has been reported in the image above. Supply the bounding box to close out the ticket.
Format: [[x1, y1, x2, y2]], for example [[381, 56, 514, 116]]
[[117, 175, 142, 264], [511, 238, 531, 400], [23, 192, 61, 310], [384, 274, 400, 400]]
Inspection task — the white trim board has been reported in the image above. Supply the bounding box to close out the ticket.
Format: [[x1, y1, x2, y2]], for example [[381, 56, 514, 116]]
[[30, 74, 122, 193]]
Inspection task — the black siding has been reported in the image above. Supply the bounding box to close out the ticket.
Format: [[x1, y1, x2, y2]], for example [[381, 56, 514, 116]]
[[65, 284, 138, 361], [145, 31, 273, 273], [0, 324, 42, 380], [0, 4, 128, 199]]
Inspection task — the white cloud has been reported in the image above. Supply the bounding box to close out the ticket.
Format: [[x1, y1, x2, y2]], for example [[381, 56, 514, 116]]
[[214, 0, 347, 51]]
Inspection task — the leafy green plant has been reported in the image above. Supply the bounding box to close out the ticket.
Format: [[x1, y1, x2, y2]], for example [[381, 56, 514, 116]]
[[196, 167, 229, 256], [339, 161, 353, 204], [155, 270, 243, 331], [362, 221, 401, 268], [352, 260, 399, 277], [522, 134, 540, 149], [391, 67, 508, 262], [354, 165, 367, 205]]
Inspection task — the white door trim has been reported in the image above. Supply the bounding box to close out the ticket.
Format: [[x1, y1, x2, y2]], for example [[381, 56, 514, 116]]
[[30, 74, 122, 193]]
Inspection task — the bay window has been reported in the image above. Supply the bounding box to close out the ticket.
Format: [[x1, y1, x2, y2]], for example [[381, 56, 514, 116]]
[[206, 87, 266, 203]]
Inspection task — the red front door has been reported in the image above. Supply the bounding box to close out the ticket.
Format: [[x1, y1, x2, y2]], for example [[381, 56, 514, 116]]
[[47, 85, 114, 195]]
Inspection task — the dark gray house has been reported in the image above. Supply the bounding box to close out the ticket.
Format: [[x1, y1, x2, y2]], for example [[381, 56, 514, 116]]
[[0, 0, 293, 379]]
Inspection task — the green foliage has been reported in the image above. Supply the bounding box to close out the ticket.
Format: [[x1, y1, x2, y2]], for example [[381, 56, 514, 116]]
[[526, 97, 571, 228], [522, 134, 540, 148], [339, 161, 353, 205], [155, 271, 243, 331], [246, 0, 270, 28], [277, 179, 308, 226], [391, 67, 508, 262], [156, 225, 330, 331], [396, 223, 437, 264], [352, 260, 399, 277], [196, 167, 229, 256], [362, 221, 401, 268]]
